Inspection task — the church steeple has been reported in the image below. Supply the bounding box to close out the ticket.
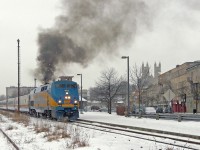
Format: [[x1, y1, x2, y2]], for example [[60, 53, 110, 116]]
[[154, 62, 161, 78]]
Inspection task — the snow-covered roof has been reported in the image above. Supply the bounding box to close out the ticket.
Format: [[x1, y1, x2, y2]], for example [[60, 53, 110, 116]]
[[79, 96, 87, 101], [115, 101, 124, 104]]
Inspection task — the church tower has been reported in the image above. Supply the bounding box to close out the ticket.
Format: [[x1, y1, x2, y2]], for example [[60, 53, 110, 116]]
[[154, 62, 161, 78], [142, 62, 150, 76]]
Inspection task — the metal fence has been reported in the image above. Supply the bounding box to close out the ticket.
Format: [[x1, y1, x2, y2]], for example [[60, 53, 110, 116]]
[[131, 113, 200, 122]]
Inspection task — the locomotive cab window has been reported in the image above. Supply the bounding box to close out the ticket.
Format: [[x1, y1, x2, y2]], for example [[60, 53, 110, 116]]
[[55, 84, 66, 88], [67, 84, 77, 88]]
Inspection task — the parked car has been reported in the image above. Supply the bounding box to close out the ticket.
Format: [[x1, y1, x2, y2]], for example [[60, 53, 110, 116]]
[[91, 106, 100, 111], [156, 107, 163, 113], [163, 107, 172, 113], [134, 107, 145, 114], [97, 107, 116, 112], [145, 107, 156, 114], [98, 107, 107, 112]]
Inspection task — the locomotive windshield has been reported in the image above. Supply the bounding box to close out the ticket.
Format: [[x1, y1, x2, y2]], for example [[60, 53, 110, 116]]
[[52, 82, 79, 103], [67, 84, 77, 88], [55, 84, 66, 88], [55, 83, 77, 89]]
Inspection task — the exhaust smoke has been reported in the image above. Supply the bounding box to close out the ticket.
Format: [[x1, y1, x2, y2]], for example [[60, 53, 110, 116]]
[[35, 0, 150, 83]]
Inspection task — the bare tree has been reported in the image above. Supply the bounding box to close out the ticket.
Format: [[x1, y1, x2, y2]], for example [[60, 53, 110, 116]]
[[89, 86, 107, 108], [130, 64, 151, 111], [162, 80, 175, 90], [177, 81, 189, 102], [95, 68, 123, 114], [160, 80, 176, 106]]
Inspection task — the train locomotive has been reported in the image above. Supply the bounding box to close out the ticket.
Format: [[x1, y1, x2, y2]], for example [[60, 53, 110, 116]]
[[0, 76, 80, 121]]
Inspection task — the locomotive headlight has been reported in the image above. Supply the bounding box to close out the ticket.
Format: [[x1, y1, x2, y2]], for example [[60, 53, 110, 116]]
[[74, 100, 78, 104], [65, 96, 71, 99], [58, 100, 62, 104]]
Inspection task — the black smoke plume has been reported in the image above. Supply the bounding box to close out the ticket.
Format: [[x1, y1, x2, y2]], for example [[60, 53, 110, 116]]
[[35, 0, 150, 83]]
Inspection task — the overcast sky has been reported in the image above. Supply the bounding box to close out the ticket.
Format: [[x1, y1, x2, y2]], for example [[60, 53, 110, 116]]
[[1, 0, 200, 95]]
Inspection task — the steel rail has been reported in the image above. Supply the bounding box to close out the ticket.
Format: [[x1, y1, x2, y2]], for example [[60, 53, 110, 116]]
[[0, 128, 19, 150], [78, 119, 200, 140], [75, 119, 200, 150], [1, 108, 200, 149]]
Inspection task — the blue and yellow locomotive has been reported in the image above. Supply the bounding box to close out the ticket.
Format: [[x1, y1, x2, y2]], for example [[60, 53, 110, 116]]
[[29, 76, 79, 121], [0, 76, 80, 121]]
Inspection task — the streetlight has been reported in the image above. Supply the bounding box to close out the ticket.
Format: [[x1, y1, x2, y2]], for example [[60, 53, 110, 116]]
[[121, 56, 130, 116], [77, 74, 83, 114], [34, 78, 37, 88]]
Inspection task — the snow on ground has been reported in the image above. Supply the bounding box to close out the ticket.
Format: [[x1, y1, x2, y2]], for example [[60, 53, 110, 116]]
[[0, 111, 200, 150], [80, 112, 200, 136]]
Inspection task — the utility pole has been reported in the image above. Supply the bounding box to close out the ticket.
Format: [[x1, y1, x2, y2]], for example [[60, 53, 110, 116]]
[[77, 74, 83, 114], [6, 87, 8, 110], [121, 56, 130, 116], [17, 39, 20, 112]]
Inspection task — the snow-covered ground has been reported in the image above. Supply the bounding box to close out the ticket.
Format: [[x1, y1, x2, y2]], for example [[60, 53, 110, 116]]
[[0, 111, 200, 150], [80, 112, 200, 136]]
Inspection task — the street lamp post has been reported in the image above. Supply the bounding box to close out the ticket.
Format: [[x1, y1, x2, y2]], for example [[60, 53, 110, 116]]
[[121, 56, 130, 116], [77, 74, 83, 114], [34, 78, 37, 88]]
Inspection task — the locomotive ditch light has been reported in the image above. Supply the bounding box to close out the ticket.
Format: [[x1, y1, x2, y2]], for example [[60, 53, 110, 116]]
[[74, 100, 78, 104], [58, 100, 62, 104]]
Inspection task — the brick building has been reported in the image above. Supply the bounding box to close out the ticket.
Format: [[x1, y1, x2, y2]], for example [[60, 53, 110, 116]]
[[158, 61, 200, 113]]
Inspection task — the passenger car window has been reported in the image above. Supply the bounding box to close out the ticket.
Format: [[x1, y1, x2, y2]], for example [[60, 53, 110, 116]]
[[41, 86, 47, 91]]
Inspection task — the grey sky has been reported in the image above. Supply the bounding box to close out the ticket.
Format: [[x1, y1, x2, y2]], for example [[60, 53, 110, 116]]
[[0, 0, 200, 95]]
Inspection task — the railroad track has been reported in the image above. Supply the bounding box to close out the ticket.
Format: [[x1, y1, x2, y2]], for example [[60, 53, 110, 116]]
[[0, 128, 19, 150], [75, 119, 200, 150], [1, 109, 200, 149]]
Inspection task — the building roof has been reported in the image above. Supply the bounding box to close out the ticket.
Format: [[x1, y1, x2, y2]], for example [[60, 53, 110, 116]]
[[79, 96, 87, 101]]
